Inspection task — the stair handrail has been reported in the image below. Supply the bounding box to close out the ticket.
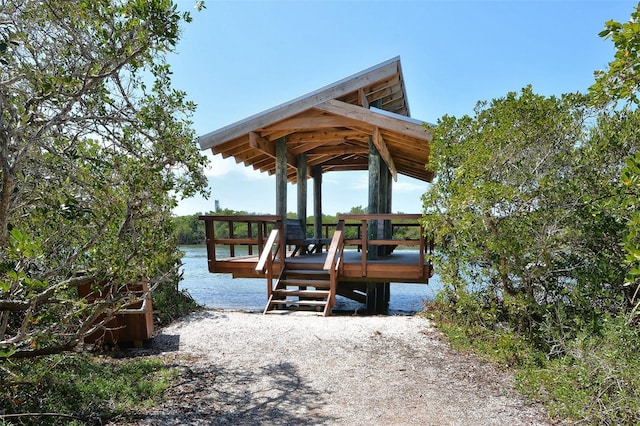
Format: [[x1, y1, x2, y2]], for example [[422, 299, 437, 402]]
[[323, 220, 345, 314], [255, 221, 283, 298]]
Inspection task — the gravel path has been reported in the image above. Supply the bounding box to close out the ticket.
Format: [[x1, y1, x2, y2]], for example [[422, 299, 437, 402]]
[[123, 310, 550, 425]]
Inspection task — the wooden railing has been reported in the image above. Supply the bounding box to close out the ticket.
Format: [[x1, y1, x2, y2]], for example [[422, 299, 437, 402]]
[[306, 221, 420, 251], [199, 214, 433, 282], [338, 214, 431, 278], [199, 215, 282, 273], [255, 223, 285, 298], [322, 220, 345, 312]]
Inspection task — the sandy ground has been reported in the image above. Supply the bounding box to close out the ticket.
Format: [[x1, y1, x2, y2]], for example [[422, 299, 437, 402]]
[[118, 309, 551, 425]]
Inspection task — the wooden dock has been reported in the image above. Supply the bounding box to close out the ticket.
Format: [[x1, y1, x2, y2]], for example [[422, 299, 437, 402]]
[[200, 214, 434, 315]]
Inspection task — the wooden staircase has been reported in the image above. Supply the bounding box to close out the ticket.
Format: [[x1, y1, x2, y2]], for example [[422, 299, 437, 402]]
[[264, 263, 333, 316]]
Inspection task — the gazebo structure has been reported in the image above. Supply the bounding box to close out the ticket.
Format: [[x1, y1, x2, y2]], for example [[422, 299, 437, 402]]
[[198, 57, 434, 315]]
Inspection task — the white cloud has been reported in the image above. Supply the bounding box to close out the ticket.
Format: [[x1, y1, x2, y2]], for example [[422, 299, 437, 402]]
[[394, 178, 428, 193], [204, 152, 270, 181]]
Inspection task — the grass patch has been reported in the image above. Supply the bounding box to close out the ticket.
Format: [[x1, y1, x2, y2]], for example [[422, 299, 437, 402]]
[[518, 317, 640, 424], [424, 300, 640, 425], [0, 354, 177, 425]]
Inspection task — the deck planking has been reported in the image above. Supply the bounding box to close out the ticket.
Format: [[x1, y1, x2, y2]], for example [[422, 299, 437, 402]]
[[209, 250, 431, 283]]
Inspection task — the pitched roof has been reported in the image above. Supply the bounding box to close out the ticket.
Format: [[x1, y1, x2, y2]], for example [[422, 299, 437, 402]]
[[198, 57, 433, 183]]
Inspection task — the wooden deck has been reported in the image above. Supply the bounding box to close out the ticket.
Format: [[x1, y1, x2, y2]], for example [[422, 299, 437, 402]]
[[199, 214, 434, 315], [210, 250, 432, 283]]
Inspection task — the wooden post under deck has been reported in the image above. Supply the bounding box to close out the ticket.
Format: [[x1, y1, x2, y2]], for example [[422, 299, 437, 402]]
[[367, 135, 387, 314]]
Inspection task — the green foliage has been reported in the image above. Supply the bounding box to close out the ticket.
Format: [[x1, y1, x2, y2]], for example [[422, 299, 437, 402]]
[[423, 296, 544, 369], [422, 5, 640, 425], [591, 2, 640, 105], [519, 316, 640, 425], [0, 0, 208, 358], [173, 214, 208, 244], [426, 300, 640, 425], [151, 280, 200, 326], [0, 354, 177, 424], [423, 87, 635, 348], [590, 2, 640, 322]]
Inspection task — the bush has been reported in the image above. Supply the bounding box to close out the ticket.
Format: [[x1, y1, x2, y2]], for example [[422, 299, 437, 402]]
[[520, 315, 640, 424], [0, 354, 177, 425], [426, 297, 640, 425], [151, 280, 201, 326]]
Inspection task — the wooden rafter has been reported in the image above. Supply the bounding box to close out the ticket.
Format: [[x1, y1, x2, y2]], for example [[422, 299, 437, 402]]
[[286, 130, 368, 144], [249, 132, 297, 168], [311, 146, 367, 156]]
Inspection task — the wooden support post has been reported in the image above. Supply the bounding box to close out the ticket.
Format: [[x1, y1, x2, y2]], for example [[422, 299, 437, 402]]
[[275, 137, 288, 234], [367, 136, 380, 261], [366, 135, 389, 314], [297, 153, 307, 233], [313, 165, 323, 240], [367, 282, 377, 313]]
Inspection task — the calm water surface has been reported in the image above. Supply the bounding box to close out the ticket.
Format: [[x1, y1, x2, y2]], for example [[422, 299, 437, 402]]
[[179, 245, 442, 315]]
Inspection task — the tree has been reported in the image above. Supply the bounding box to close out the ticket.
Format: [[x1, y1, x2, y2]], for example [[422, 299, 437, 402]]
[[423, 87, 635, 345], [591, 2, 640, 320], [0, 0, 208, 358]]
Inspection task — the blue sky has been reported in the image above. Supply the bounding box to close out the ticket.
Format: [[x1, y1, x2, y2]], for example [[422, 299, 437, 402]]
[[169, 0, 638, 216]]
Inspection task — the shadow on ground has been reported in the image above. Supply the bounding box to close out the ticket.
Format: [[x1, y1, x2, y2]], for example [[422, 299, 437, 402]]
[[127, 360, 335, 425]]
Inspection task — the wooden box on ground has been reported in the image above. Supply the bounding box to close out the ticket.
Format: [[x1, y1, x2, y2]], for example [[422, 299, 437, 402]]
[[78, 281, 154, 346]]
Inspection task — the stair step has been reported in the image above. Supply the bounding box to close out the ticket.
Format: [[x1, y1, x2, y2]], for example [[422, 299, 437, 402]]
[[279, 279, 330, 288], [269, 299, 327, 307], [264, 309, 323, 315], [285, 269, 329, 276], [273, 289, 330, 298]]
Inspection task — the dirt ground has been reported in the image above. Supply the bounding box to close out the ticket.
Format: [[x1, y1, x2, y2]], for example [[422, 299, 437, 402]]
[[112, 310, 551, 425]]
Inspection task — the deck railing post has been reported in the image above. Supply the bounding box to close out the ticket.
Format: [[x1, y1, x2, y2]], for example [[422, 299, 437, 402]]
[[278, 219, 285, 270], [257, 221, 264, 257], [361, 219, 367, 276], [204, 218, 216, 273], [227, 220, 235, 257], [419, 222, 425, 278]]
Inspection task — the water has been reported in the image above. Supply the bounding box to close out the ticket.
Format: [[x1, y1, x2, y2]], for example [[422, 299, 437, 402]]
[[179, 245, 442, 315]]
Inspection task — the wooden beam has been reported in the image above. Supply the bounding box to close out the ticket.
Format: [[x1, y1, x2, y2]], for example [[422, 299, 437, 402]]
[[368, 136, 380, 261], [249, 131, 272, 154], [314, 99, 431, 141], [310, 146, 367, 156], [358, 88, 369, 108], [373, 127, 398, 182], [287, 130, 369, 144], [262, 116, 369, 133]]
